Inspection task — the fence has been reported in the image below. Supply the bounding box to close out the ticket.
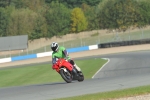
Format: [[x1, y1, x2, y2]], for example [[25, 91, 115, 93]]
[[0, 27, 150, 58]]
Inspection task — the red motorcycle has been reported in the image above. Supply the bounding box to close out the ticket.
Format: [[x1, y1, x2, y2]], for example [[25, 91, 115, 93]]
[[52, 58, 84, 83]]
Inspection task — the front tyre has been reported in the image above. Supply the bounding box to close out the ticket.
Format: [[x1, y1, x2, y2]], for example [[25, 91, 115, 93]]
[[60, 69, 72, 83], [78, 72, 84, 82]]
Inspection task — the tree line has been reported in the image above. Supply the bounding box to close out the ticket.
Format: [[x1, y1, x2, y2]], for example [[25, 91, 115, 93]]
[[0, 0, 150, 40]]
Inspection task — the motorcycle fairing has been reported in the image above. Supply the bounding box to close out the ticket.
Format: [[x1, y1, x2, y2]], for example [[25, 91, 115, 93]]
[[53, 58, 73, 72]]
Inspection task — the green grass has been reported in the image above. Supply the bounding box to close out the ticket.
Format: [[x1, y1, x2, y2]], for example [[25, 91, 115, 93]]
[[56, 85, 150, 100], [1, 58, 150, 100], [0, 58, 107, 87]]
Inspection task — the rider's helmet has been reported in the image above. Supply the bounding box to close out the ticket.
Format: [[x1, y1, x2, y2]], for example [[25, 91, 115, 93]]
[[51, 42, 59, 52]]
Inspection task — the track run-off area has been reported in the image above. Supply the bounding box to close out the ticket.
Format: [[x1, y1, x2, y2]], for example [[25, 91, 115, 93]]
[[0, 44, 150, 100]]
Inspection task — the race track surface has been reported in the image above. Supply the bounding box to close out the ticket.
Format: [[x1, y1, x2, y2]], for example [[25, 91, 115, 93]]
[[1, 50, 150, 100]]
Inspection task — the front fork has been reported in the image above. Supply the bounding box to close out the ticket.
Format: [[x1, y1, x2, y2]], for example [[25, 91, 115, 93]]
[[72, 68, 79, 80]]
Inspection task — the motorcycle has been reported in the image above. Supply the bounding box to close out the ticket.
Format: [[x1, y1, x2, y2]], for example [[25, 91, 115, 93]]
[[52, 58, 84, 83]]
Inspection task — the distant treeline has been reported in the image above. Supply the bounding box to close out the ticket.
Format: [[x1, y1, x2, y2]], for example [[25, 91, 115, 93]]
[[0, 0, 150, 40]]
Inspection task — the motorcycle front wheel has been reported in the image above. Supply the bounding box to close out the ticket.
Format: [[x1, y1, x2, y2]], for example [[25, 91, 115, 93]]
[[78, 72, 84, 82], [60, 69, 72, 83]]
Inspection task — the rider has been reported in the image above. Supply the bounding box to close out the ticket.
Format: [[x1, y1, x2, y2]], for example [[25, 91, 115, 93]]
[[51, 42, 81, 72]]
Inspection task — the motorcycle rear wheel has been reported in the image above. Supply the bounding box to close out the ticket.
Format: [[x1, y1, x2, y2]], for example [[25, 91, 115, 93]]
[[60, 69, 72, 83]]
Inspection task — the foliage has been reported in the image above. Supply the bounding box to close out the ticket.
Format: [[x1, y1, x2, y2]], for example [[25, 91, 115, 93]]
[[45, 0, 102, 8], [9, 0, 25, 8], [29, 14, 48, 40], [136, 0, 150, 27], [0, 7, 10, 36], [7, 8, 35, 36], [22, 0, 46, 11], [0, 0, 150, 40], [45, 1, 71, 37], [0, 0, 24, 8], [7, 8, 47, 40], [70, 7, 88, 33], [97, 0, 142, 31], [0, 0, 11, 7], [81, 3, 99, 30], [85, 0, 102, 6]]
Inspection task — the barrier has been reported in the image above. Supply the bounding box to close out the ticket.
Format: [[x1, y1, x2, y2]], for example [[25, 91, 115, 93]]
[[0, 58, 11, 63], [67, 46, 89, 53], [0, 45, 98, 64], [1, 38, 150, 64], [98, 38, 150, 48], [11, 54, 37, 61]]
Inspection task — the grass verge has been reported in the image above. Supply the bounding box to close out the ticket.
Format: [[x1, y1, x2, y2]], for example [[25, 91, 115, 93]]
[[56, 85, 150, 100], [0, 58, 107, 87]]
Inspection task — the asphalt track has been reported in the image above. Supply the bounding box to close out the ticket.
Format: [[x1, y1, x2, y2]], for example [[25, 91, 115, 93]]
[[1, 50, 150, 100]]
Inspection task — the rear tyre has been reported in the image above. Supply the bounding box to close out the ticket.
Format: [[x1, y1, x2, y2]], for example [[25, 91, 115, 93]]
[[60, 69, 72, 83]]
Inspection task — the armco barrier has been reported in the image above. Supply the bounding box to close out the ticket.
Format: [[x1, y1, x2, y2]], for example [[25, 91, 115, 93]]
[[1, 38, 150, 64], [36, 51, 53, 58], [98, 38, 150, 48], [0, 45, 98, 64], [11, 54, 37, 61], [67, 46, 89, 53], [0, 58, 11, 63]]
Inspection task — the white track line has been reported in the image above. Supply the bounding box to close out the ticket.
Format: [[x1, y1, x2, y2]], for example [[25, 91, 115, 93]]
[[92, 58, 110, 79]]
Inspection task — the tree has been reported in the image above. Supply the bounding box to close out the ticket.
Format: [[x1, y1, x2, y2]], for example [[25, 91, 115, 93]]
[[84, 0, 102, 6], [0, 7, 9, 36], [22, 0, 45, 11], [81, 3, 99, 30], [97, 0, 141, 31], [45, 0, 102, 8], [0, 0, 11, 7], [45, 1, 71, 37], [9, 0, 25, 9], [7, 8, 47, 40], [70, 7, 88, 33], [136, 0, 150, 27], [0, 0, 25, 8], [30, 14, 48, 40]]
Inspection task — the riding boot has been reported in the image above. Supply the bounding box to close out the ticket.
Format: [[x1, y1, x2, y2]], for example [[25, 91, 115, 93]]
[[74, 64, 81, 72]]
